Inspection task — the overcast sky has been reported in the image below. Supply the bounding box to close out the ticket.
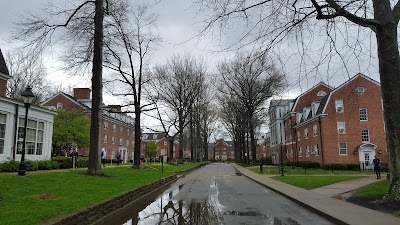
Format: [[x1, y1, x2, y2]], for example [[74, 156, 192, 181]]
[[0, 0, 381, 133]]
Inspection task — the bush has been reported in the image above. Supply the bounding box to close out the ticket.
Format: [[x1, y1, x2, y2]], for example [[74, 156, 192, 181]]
[[76, 157, 89, 168], [0, 160, 19, 172], [52, 156, 73, 169], [25, 160, 39, 171], [263, 156, 273, 165], [284, 161, 320, 169], [38, 160, 60, 170], [323, 163, 360, 171]]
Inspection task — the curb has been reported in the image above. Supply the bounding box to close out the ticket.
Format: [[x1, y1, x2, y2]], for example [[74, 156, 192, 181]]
[[48, 163, 207, 225]]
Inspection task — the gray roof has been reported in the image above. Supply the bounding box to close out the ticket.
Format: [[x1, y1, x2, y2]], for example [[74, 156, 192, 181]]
[[0, 49, 10, 76], [142, 133, 166, 141], [269, 99, 294, 107]]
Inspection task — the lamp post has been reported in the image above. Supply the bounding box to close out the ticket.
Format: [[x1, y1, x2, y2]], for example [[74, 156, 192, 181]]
[[280, 142, 284, 176], [18, 86, 35, 176]]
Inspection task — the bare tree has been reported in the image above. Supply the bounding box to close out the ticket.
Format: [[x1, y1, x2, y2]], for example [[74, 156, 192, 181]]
[[103, 2, 161, 168], [150, 54, 207, 163], [13, 0, 107, 175], [218, 52, 285, 164], [197, 0, 400, 201]]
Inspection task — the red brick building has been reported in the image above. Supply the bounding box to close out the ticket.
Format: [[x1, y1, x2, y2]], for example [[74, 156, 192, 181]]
[[256, 133, 271, 160], [212, 139, 234, 161], [141, 132, 179, 160], [268, 74, 387, 168], [42, 88, 136, 163]]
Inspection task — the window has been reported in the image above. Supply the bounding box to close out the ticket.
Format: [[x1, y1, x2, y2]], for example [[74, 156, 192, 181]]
[[103, 135, 107, 143], [289, 134, 292, 142], [357, 87, 365, 93], [164, 141, 167, 146], [314, 144, 319, 156], [127, 129, 130, 136], [297, 131, 301, 141], [17, 118, 44, 155], [120, 126, 124, 132], [361, 129, 370, 142], [290, 148, 293, 157], [113, 124, 116, 132], [0, 113, 6, 154], [339, 142, 347, 155], [313, 124, 318, 136], [126, 140, 129, 146], [304, 128, 308, 139], [104, 121, 108, 130], [112, 136, 116, 144], [119, 138, 123, 145], [337, 121, 346, 134], [317, 90, 327, 97], [57, 102, 63, 109], [306, 145, 310, 157], [359, 108, 368, 121], [153, 134, 158, 139], [335, 100, 344, 113], [298, 147, 302, 157]]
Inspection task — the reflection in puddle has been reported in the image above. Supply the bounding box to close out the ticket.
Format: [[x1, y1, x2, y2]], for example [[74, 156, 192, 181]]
[[121, 179, 300, 225]]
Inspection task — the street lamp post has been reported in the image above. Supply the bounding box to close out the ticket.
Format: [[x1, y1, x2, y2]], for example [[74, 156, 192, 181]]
[[280, 142, 284, 176], [18, 86, 35, 176]]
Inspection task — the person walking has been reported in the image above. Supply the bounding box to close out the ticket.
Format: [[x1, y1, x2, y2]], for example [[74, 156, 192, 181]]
[[116, 151, 121, 166], [101, 148, 106, 167], [373, 155, 381, 179]]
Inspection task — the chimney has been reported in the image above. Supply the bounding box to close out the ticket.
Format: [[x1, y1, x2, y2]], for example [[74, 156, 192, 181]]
[[0, 49, 11, 97], [73, 88, 91, 99]]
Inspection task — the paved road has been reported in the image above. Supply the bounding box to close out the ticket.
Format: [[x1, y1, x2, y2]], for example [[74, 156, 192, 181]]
[[118, 163, 335, 225]]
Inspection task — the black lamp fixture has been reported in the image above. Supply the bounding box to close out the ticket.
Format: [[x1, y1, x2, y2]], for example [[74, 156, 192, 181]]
[[18, 86, 35, 176]]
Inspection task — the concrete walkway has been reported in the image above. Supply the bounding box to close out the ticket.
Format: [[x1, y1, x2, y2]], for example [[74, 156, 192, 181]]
[[231, 163, 400, 225], [311, 176, 381, 197]]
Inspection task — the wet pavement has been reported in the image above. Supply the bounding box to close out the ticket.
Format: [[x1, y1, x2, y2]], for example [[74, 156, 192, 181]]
[[99, 163, 335, 225]]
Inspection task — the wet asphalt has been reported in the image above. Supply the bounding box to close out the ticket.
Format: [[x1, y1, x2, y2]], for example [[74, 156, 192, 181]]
[[108, 163, 335, 225]]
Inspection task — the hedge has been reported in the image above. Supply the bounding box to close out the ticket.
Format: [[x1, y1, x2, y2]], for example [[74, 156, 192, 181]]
[[284, 161, 320, 169], [323, 163, 360, 171]]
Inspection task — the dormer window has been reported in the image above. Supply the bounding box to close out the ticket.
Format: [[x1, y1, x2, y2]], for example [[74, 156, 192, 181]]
[[153, 134, 158, 139]]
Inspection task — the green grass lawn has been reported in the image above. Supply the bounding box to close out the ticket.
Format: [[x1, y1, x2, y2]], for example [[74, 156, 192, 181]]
[[353, 179, 390, 198], [248, 165, 374, 175], [271, 175, 366, 189], [0, 162, 205, 225]]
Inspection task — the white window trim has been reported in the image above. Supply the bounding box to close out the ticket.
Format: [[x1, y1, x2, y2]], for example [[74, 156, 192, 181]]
[[339, 142, 347, 155]]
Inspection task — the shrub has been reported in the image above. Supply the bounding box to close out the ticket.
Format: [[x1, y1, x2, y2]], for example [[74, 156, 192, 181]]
[[323, 163, 360, 171], [0, 160, 19, 172], [25, 160, 39, 171], [38, 160, 60, 170], [52, 156, 72, 169], [263, 156, 273, 165], [76, 157, 89, 168], [284, 161, 320, 169]]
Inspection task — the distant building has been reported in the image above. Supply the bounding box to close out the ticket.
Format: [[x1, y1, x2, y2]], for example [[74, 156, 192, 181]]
[[0, 49, 56, 162], [212, 139, 234, 161], [141, 132, 179, 160], [268, 73, 387, 169], [42, 88, 136, 162]]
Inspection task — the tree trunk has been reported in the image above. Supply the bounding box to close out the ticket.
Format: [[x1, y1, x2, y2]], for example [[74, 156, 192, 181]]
[[133, 103, 141, 168], [373, 0, 400, 201], [87, 0, 104, 175], [250, 122, 257, 165], [178, 117, 184, 163]]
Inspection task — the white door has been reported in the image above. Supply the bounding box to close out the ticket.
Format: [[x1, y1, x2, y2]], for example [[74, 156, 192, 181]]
[[359, 145, 375, 169]]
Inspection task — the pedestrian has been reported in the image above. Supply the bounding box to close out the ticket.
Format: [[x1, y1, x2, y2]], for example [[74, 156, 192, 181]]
[[140, 154, 145, 163], [101, 148, 106, 167], [116, 151, 121, 166], [373, 155, 381, 179]]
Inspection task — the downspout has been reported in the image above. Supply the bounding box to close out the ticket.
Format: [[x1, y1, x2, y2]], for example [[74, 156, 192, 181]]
[[12, 104, 19, 160], [318, 117, 324, 165]]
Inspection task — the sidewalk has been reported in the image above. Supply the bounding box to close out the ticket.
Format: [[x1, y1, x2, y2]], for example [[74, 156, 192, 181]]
[[231, 163, 400, 225]]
